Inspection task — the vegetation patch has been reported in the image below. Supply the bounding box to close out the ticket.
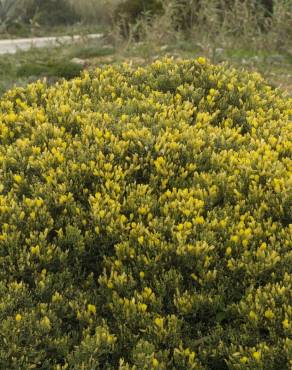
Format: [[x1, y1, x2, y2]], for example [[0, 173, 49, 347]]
[[73, 46, 114, 60], [0, 40, 108, 96], [0, 58, 291, 369]]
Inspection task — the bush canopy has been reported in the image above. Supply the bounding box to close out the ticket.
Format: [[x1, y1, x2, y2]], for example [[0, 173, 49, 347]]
[[0, 58, 291, 369]]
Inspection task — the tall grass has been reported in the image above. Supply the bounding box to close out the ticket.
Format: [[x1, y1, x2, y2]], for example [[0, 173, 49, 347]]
[[1, 0, 291, 55], [0, 0, 32, 30], [69, 0, 122, 23], [111, 0, 292, 55]]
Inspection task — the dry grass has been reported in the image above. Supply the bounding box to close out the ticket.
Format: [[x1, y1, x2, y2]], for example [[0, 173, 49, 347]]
[[69, 0, 122, 23], [110, 0, 292, 54]]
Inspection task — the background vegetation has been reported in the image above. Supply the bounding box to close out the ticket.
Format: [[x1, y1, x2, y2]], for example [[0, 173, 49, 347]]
[[1, 0, 291, 48]]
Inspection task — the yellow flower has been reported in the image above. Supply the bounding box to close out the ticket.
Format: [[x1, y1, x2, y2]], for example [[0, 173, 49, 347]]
[[87, 304, 96, 314], [152, 358, 159, 367], [30, 245, 40, 255], [177, 224, 184, 231], [227, 83, 234, 91], [226, 247, 232, 256], [114, 260, 121, 268], [240, 356, 249, 364], [154, 60, 163, 68], [154, 317, 164, 328], [40, 316, 51, 330], [13, 174, 22, 184], [120, 214, 127, 223], [264, 309, 275, 320], [252, 351, 261, 361], [282, 319, 289, 329], [249, 311, 257, 320], [138, 303, 147, 312], [185, 221, 192, 229], [35, 199, 44, 207], [107, 281, 113, 289], [194, 216, 204, 225], [99, 210, 106, 218], [242, 239, 249, 248], [15, 313, 22, 322], [227, 259, 233, 269], [138, 206, 147, 215], [52, 292, 62, 303], [197, 57, 206, 65], [121, 114, 128, 122], [220, 219, 227, 227], [107, 334, 116, 345]]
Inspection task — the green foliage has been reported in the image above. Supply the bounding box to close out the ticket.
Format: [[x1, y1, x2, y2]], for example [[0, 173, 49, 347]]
[[0, 58, 291, 369], [0, 0, 17, 23], [73, 46, 114, 60], [50, 61, 84, 79], [24, 0, 80, 26], [0, 0, 26, 31], [1, 0, 81, 30], [16, 60, 82, 80], [114, 0, 163, 36], [115, 0, 163, 21], [113, 0, 275, 35]]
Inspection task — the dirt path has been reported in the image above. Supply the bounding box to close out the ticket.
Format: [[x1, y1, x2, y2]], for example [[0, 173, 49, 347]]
[[0, 33, 103, 55]]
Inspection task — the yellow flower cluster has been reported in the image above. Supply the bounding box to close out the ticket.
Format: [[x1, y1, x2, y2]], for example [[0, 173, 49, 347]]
[[0, 57, 291, 368]]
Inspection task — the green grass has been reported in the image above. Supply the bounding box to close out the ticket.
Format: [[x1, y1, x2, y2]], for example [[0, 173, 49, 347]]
[[109, 41, 292, 95], [16, 61, 83, 79], [0, 38, 115, 95], [73, 46, 114, 59]]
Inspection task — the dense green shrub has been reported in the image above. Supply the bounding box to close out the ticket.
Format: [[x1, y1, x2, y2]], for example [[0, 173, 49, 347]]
[[16, 61, 83, 80], [0, 58, 291, 369], [114, 0, 163, 36], [24, 0, 80, 26], [173, 0, 274, 29], [115, 0, 163, 22], [0, 0, 28, 32]]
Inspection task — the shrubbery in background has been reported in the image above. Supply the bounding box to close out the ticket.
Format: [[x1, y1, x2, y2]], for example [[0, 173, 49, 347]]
[[0, 0, 291, 55], [0, 0, 80, 31], [0, 58, 291, 369], [110, 0, 291, 53], [68, 0, 121, 24], [24, 0, 80, 26], [114, 0, 163, 37], [0, 0, 27, 32]]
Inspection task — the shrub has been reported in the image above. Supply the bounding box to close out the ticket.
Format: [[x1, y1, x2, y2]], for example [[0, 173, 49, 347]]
[[114, 0, 163, 37], [113, 0, 275, 34], [0, 0, 29, 32], [24, 0, 80, 26], [68, 0, 122, 24], [16, 61, 83, 83], [115, 0, 163, 22], [0, 58, 291, 369]]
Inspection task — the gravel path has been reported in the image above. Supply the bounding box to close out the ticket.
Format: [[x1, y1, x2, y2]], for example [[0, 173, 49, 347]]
[[0, 33, 103, 55]]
